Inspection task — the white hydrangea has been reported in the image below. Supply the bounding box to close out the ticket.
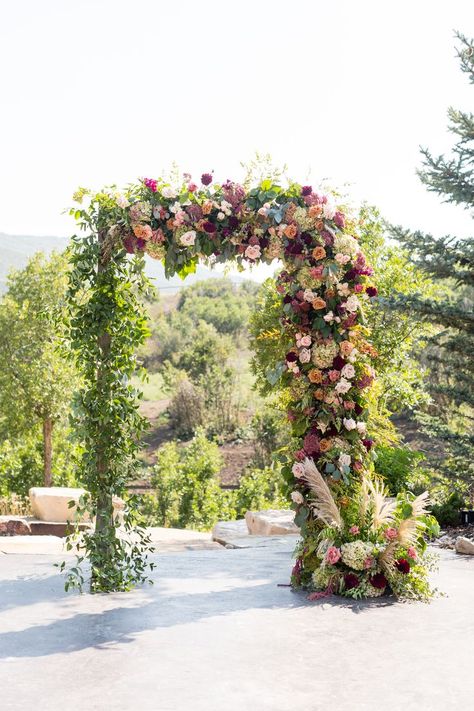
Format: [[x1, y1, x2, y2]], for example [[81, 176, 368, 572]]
[[340, 540, 374, 570], [333, 234, 360, 257], [365, 583, 385, 597], [312, 565, 336, 590]]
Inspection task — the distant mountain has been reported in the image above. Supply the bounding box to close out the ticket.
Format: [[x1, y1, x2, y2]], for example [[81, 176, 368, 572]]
[[0, 233, 246, 294]]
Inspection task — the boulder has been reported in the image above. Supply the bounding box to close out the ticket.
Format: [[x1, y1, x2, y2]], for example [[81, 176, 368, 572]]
[[212, 519, 248, 544], [245, 509, 300, 536], [455, 536, 474, 555], [29, 487, 124, 524], [0, 516, 31, 536]]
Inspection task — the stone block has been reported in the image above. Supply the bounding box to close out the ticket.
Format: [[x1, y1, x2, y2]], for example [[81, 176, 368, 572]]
[[245, 509, 300, 536], [455, 536, 474, 555], [0, 516, 31, 536]]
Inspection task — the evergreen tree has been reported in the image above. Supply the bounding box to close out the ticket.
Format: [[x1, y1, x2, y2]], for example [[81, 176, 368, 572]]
[[390, 32, 474, 496]]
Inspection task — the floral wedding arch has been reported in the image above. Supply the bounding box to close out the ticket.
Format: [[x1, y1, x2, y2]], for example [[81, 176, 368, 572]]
[[66, 172, 437, 598]]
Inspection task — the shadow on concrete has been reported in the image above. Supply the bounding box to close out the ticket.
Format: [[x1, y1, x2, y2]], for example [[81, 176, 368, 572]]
[[0, 549, 397, 660]]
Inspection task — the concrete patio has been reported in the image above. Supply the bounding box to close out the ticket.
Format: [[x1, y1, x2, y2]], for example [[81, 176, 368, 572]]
[[0, 544, 472, 711]]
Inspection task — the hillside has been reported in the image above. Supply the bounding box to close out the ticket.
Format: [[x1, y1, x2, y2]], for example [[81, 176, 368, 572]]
[[0, 233, 247, 294]]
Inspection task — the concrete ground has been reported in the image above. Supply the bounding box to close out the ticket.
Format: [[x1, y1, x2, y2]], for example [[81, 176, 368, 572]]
[[0, 544, 472, 711]]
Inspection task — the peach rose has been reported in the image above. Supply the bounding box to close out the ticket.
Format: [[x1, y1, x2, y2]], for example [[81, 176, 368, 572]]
[[202, 200, 213, 215], [308, 369, 323, 384], [313, 388, 325, 400], [312, 246, 326, 260], [340, 340, 354, 357], [284, 224, 298, 239], [308, 205, 323, 218], [319, 438, 332, 453], [132, 223, 153, 241], [311, 297, 327, 310]]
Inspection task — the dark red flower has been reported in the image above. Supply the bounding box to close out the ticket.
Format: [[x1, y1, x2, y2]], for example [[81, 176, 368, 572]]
[[332, 355, 346, 370], [395, 558, 410, 575], [136, 238, 146, 251], [285, 351, 298, 362], [123, 236, 136, 254], [301, 185, 313, 196], [228, 215, 240, 230], [369, 573, 387, 589], [362, 438, 374, 451], [303, 432, 320, 455], [344, 573, 360, 590], [201, 173, 213, 186], [366, 286, 378, 297], [203, 221, 216, 234]]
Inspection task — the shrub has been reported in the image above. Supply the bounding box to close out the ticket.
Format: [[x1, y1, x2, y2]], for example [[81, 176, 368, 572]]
[[168, 378, 205, 438], [234, 466, 287, 518], [250, 405, 291, 469], [374, 445, 426, 495]]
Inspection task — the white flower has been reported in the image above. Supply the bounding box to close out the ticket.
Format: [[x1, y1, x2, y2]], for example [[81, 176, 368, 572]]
[[343, 295, 360, 313], [169, 201, 181, 214], [291, 491, 304, 505], [322, 197, 336, 220], [343, 417, 357, 431], [356, 421, 367, 435], [298, 334, 312, 348], [335, 252, 351, 265], [303, 289, 316, 303], [221, 200, 232, 215], [341, 363, 355, 379], [180, 230, 196, 246], [335, 378, 352, 394], [339, 453, 351, 468], [341, 541, 374, 570], [162, 186, 178, 199], [324, 311, 335, 323], [337, 282, 351, 297], [333, 234, 359, 256], [115, 193, 130, 209], [217, 212, 225, 220], [299, 348, 311, 363], [292, 462, 305, 478]]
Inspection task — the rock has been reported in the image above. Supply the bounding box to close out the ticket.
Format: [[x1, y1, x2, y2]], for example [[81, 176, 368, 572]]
[[455, 536, 474, 555], [29, 487, 124, 524], [0, 516, 31, 536], [245, 509, 300, 536], [212, 519, 248, 544]]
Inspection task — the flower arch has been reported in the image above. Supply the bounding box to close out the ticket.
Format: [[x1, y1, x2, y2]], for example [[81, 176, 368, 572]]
[[67, 171, 435, 599]]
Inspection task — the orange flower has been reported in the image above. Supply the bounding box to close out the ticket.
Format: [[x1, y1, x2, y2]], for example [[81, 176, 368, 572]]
[[313, 388, 325, 400], [284, 224, 298, 239], [202, 200, 213, 215], [166, 218, 175, 230], [308, 368, 323, 383], [312, 246, 326, 260], [132, 223, 153, 241], [319, 438, 332, 452], [309, 205, 323, 218], [312, 297, 327, 310], [325, 288, 336, 299], [315, 220, 325, 231], [340, 340, 354, 357]]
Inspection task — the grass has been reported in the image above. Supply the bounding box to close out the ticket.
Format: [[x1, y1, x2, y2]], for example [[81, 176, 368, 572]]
[[132, 371, 167, 401]]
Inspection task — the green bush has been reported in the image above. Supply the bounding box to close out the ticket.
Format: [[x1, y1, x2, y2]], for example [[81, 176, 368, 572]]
[[374, 444, 426, 495], [0, 428, 81, 497], [234, 466, 287, 518]]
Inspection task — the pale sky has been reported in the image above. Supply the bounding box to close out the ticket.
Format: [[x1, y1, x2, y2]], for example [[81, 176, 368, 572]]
[[0, 0, 472, 248]]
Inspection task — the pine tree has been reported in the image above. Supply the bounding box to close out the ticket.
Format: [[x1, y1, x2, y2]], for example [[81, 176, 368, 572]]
[[390, 32, 474, 497]]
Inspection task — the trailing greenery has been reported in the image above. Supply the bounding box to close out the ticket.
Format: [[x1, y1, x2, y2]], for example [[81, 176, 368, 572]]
[[64, 209, 154, 592]]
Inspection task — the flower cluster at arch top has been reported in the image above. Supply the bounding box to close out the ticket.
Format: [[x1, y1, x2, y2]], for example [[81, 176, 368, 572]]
[[73, 171, 379, 509]]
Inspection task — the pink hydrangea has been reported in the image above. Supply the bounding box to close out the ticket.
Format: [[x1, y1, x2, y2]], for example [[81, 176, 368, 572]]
[[384, 527, 398, 541]]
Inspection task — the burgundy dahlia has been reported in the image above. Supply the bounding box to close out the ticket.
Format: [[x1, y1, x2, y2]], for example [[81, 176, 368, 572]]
[[395, 558, 410, 575], [332, 355, 346, 370], [201, 173, 213, 186], [285, 351, 298, 362], [123, 236, 136, 254], [362, 438, 374, 451], [228, 215, 240, 230], [369, 573, 387, 589], [203, 221, 216, 234], [301, 185, 313, 196], [344, 573, 360, 590], [366, 286, 378, 297], [303, 432, 320, 455]]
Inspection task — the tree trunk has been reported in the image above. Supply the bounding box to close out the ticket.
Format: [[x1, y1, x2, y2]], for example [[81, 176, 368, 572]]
[[43, 417, 53, 487], [93, 230, 115, 585]]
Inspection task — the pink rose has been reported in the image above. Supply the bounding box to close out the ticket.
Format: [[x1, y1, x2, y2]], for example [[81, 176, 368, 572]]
[[328, 369, 340, 382], [292, 462, 305, 478], [325, 546, 341, 565], [245, 244, 261, 260], [407, 546, 417, 559], [384, 527, 398, 541], [300, 335, 312, 348], [349, 525, 360, 535], [354, 284, 364, 293]]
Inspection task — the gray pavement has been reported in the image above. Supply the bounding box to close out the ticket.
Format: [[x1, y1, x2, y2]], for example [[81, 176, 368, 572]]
[[0, 544, 472, 711]]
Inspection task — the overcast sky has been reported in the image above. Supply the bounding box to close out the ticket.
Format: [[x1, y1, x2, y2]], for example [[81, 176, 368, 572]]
[[0, 0, 472, 248]]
